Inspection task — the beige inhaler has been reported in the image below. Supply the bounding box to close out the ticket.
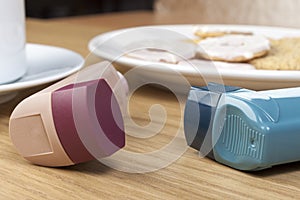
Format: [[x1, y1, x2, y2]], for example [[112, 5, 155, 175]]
[[9, 61, 128, 167]]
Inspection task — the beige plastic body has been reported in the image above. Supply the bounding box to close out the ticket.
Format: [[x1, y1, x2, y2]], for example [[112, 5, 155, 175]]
[[9, 62, 128, 167]]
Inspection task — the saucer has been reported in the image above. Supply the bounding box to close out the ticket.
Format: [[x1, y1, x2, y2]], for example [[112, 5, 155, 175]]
[[0, 43, 84, 103]]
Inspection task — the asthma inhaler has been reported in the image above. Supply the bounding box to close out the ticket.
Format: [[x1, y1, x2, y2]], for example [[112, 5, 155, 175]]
[[184, 83, 300, 171], [9, 62, 128, 167]]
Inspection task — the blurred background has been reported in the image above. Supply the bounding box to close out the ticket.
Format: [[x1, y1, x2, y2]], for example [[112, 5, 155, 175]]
[[25, 0, 154, 18], [25, 0, 300, 27]]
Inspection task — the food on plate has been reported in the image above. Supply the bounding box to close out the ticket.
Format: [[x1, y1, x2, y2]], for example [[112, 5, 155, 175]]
[[250, 37, 300, 70], [125, 48, 195, 64], [196, 34, 270, 62], [177, 59, 255, 70], [123, 27, 300, 72], [194, 26, 252, 39]]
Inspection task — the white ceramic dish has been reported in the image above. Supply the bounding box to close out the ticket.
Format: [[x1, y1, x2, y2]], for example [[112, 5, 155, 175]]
[[0, 43, 84, 103], [88, 24, 300, 91]]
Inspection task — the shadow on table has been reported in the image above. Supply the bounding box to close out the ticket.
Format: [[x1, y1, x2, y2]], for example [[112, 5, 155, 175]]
[[64, 160, 113, 175], [248, 161, 300, 177]]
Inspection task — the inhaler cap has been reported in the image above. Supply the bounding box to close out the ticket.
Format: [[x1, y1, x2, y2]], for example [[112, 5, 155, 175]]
[[184, 83, 241, 159]]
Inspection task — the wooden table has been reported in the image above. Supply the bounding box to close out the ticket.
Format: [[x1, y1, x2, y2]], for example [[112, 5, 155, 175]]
[[1, 11, 300, 200]]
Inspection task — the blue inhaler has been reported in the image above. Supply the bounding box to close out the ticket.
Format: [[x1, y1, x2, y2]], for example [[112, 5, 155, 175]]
[[184, 83, 300, 171]]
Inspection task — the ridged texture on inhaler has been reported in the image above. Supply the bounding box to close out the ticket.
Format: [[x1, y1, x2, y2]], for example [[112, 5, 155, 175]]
[[51, 79, 125, 164]]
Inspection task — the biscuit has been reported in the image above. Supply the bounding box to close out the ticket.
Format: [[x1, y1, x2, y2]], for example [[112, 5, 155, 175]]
[[126, 49, 182, 64], [250, 37, 300, 70], [125, 48, 196, 64], [196, 34, 270, 62], [194, 27, 252, 39]]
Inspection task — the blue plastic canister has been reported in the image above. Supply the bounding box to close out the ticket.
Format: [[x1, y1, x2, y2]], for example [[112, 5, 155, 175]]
[[184, 83, 300, 170]]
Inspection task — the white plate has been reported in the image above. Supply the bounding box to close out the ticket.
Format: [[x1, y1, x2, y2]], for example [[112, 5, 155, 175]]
[[0, 43, 84, 102], [88, 25, 300, 91]]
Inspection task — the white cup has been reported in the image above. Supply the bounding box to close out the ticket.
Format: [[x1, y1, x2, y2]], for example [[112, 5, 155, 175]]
[[0, 0, 26, 84]]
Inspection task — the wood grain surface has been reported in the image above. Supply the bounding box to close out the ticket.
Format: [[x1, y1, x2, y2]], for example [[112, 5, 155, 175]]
[[1, 11, 300, 199]]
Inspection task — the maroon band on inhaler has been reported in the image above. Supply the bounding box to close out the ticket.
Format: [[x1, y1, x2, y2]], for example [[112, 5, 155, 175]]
[[9, 62, 128, 167]]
